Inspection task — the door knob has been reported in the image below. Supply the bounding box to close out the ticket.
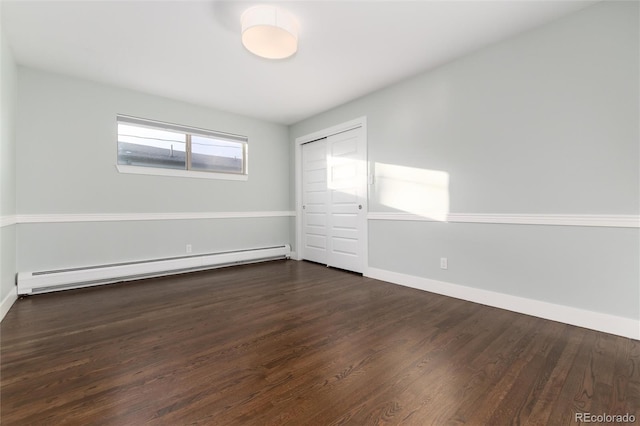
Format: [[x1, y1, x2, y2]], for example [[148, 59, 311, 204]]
[[358, 205, 362, 210]]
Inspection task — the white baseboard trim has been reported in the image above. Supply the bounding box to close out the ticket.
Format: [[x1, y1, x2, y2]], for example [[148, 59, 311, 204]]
[[0, 287, 17, 322], [18, 245, 291, 295], [365, 267, 640, 340]]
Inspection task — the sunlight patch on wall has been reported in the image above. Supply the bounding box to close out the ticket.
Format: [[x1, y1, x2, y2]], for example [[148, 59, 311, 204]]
[[376, 163, 450, 221], [327, 156, 359, 191]]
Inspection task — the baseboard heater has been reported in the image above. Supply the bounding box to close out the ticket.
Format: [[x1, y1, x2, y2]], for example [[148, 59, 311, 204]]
[[17, 244, 291, 295]]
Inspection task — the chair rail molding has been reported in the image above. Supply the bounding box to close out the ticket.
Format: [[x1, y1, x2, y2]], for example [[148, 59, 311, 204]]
[[14, 211, 296, 224], [367, 212, 640, 228]]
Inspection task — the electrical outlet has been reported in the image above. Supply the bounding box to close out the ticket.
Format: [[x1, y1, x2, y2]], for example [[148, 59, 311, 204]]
[[186, 244, 192, 254], [440, 257, 448, 270]]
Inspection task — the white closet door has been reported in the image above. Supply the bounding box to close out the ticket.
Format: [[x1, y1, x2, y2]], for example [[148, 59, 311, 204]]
[[326, 128, 366, 273], [301, 127, 366, 273], [302, 139, 328, 264]]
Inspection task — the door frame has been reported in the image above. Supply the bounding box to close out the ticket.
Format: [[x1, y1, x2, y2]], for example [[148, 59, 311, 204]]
[[294, 116, 368, 271]]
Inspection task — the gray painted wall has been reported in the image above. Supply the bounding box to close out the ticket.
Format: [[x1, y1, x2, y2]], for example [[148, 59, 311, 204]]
[[1, 21, 17, 303], [16, 68, 291, 272], [17, 68, 290, 214], [290, 1, 639, 319], [17, 218, 290, 272]]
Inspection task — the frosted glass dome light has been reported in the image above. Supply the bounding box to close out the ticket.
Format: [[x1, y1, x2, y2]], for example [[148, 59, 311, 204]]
[[241, 6, 299, 59]]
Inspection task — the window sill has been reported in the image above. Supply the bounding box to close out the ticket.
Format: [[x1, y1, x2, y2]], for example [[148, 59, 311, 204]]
[[116, 165, 248, 181]]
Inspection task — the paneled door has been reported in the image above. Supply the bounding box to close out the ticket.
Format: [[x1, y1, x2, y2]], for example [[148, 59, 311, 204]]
[[301, 139, 329, 264], [301, 127, 367, 273]]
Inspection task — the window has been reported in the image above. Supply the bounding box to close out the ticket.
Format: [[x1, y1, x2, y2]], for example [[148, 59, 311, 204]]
[[116, 115, 248, 180]]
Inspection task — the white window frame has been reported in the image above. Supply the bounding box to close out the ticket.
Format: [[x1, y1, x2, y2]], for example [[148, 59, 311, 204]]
[[115, 115, 249, 181]]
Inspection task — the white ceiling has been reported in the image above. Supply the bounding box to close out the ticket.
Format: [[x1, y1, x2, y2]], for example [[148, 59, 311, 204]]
[[2, 0, 596, 125]]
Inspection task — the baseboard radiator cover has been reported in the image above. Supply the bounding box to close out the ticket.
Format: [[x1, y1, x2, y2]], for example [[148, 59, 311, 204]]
[[17, 245, 291, 295]]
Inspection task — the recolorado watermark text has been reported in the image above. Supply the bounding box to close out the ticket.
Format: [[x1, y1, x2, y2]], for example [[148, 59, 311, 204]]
[[575, 412, 636, 423]]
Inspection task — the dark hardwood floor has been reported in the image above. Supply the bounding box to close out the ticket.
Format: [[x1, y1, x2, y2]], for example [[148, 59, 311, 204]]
[[1, 260, 638, 425]]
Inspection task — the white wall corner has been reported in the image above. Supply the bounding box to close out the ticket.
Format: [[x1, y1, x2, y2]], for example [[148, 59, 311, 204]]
[[0, 287, 18, 322], [365, 267, 640, 340], [0, 215, 17, 228]]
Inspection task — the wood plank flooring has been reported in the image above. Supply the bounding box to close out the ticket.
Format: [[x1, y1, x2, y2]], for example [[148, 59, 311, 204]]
[[1, 260, 638, 425]]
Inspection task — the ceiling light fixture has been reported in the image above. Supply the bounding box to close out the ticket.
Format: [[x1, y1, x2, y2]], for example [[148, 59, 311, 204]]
[[241, 5, 299, 60]]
